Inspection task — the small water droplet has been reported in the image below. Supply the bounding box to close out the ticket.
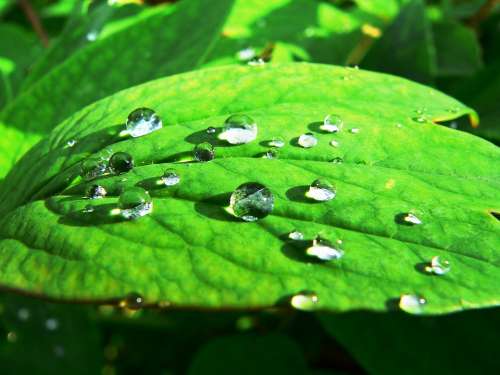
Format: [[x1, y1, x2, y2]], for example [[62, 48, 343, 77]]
[[109, 152, 134, 174], [306, 236, 344, 260], [206, 126, 216, 134], [125, 108, 162, 137], [399, 294, 426, 314], [449, 121, 458, 129], [329, 140, 340, 148], [298, 133, 317, 148], [194, 142, 215, 162], [66, 139, 77, 148], [160, 168, 180, 186], [237, 47, 256, 61], [321, 114, 343, 133], [427, 256, 451, 275], [83, 204, 94, 213], [45, 318, 59, 331], [288, 230, 304, 240], [229, 182, 274, 222], [403, 213, 422, 225], [290, 291, 319, 311], [7, 331, 17, 343], [268, 137, 285, 148], [248, 57, 266, 66], [119, 292, 144, 310], [330, 157, 344, 164], [263, 148, 279, 159], [412, 116, 427, 123], [86, 184, 107, 199], [118, 187, 153, 219], [350, 128, 360, 134], [17, 308, 30, 321], [396, 123, 402, 128], [86, 30, 98, 41], [306, 179, 336, 201], [219, 114, 257, 144], [53, 345, 65, 358], [81, 157, 107, 181]]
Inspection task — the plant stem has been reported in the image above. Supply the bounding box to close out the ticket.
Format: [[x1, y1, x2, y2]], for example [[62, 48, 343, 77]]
[[18, 0, 49, 47], [467, 0, 500, 28]]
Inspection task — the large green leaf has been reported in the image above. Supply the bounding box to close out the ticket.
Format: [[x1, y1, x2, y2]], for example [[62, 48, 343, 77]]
[[0, 0, 234, 178], [0, 63, 498, 314]]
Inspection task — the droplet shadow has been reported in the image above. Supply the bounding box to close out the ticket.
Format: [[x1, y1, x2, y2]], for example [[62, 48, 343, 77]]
[[286, 186, 319, 204], [194, 193, 240, 222], [281, 239, 323, 264], [184, 128, 234, 148], [385, 298, 400, 311], [307, 121, 324, 133], [58, 203, 125, 226], [394, 213, 414, 226], [414, 262, 433, 276]]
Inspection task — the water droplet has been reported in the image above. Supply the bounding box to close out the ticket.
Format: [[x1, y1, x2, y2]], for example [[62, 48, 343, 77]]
[[66, 139, 77, 147], [290, 291, 319, 311], [396, 123, 402, 128], [194, 142, 215, 162], [118, 187, 153, 219], [237, 47, 256, 61], [86, 30, 98, 41], [329, 140, 339, 148], [350, 128, 360, 134], [160, 168, 180, 186], [229, 182, 274, 222], [330, 157, 344, 164], [119, 292, 144, 310], [268, 137, 285, 148], [219, 114, 257, 144], [17, 308, 30, 321], [125, 108, 162, 138], [109, 152, 134, 174], [86, 184, 107, 199], [206, 126, 216, 134], [412, 116, 427, 123], [83, 204, 94, 213], [427, 256, 451, 275], [321, 114, 343, 133], [403, 213, 422, 225], [449, 121, 458, 129], [7, 331, 17, 343], [306, 179, 336, 201], [263, 148, 279, 159], [298, 133, 317, 148], [399, 294, 426, 314], [45, 318, 59, 331], [288, 230, 304, 240], [248, 57, 266, 66], [81, 157, 107, 181], [306, 236, 344, 260], [53, 345, 65, 358]]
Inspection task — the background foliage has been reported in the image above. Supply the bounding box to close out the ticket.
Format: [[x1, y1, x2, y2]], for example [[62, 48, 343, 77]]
[[0, 0, 498, 374]]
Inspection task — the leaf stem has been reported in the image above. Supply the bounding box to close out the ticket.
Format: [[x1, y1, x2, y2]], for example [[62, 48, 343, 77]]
[[18, 0, 49, 47], [467, 0, 500, 28]]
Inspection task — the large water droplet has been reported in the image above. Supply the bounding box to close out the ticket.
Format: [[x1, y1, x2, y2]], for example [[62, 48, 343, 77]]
[[403, 213, 422, 225], [427, 256, 451, 275], [229, 182, 274, 222], [81, 157, 107, 181], [160, 168, 180, 186], [298, 133, 317, 148], [268, 137, 285, 148], [321, 114, 343, 133], [125, 108, 162, 137], [288, 230, 304, 240], [119, 292, 144, 310], [290, 291, 319, 311], [109, 152, 134, 174], [306, 236, 344, 260], [219, 114, 257, 144], [86, 184, 107, 199], [399, 294, 426, 314], [306, 179, 336, 201], [118, 187, 153, 219], [194, 142, 215, 162]]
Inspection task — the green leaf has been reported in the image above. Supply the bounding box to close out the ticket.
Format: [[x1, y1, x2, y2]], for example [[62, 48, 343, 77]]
[[0, 63, 498, 315], [188, 334, 308, 375], [433, 21, 482, 77], [319, 307, 500, 375], [0, 0, 234, 178], [363, 0, 437, 84]]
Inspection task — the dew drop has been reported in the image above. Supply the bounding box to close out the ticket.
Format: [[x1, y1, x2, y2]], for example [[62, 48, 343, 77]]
[[399, 294, 426, 314], [306, 236, 344, 260], [7, 332, 17, 343], [86, 184, 107, 199], [53, 345, 65, 358], [263, 148, 279, 159], [194, 142, 215, 162], [109, 152, 134, 174], [449, 121, 458, 129], [83, 204, 94, 213], [268, 137, 285, 148], [219, 114, 257, 144], [17, 308, 30, 321], [329, 140, 340, 148], [45, 318, 59, 331], [229, 182, 274, 222], [206, 126, 216, 134], [125, 108, 162, 138], [412, 116, 427, 123], [350, 128, 360, 134], [306, 179, 336, 201], [86, 30, 98, 41], [427, 256, 451, 275], [288, 230, 304, 240], [80, 157, 107, 181], [330, 157, 344, 164], [119, 292, 144, 310], [237, 47, 256, 61], [290, 291, 319, 311], [66, 139, 77, 148], [160, 168, 180, 186], [298, 133, 317, 148], [247, 57, 266, 66], [403, 213, 422, 225], [321, 114, 343, 133], [118, 187, 153, 220]]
